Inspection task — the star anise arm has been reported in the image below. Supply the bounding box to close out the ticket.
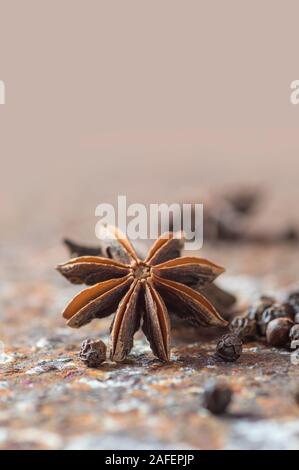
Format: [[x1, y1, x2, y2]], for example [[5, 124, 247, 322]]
[[145, 231, 184, 266], [96, 224, 139, 265], [63, 276, 133, 328], [63, 238, 103, 257], [142, 280, 171, 362], [57, 256, 130, 285], [110, 281, 141, 362], [152, 275, 227, 327], [199, 283, 236, 312], [64, 237, 147, 261], [152, 256, 225, 288]]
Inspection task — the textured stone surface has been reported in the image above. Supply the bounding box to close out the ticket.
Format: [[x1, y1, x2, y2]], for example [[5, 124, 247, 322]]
[[1, 242, 299, 449]]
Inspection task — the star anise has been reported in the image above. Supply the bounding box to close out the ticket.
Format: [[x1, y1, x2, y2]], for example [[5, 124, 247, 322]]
[[63, 236, 236, 314], [57, 226, 227, 362]]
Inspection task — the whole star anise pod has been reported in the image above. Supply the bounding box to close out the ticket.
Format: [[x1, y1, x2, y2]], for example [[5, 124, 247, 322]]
[[57, 226, 227, 362]]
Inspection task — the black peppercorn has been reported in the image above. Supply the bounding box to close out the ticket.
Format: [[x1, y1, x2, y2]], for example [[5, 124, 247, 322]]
[[202, 380, 232, 415], [287, 291, 299, 312], [230, 316, 256, 341], [258, 303, 293, 336], [266, 318, 293, 347], [247, 296, 275, 323], [282, 302, 296, 317], [79, 339, 106, 367], [216, 334, 243, 362], [289, 324, 299, 346]]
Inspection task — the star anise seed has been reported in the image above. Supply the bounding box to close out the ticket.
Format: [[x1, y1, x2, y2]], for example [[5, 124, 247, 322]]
[[57, 226, 227, 362]]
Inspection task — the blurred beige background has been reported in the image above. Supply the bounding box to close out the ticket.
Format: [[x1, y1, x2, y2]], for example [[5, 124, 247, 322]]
[[1, 0, 299, 244]]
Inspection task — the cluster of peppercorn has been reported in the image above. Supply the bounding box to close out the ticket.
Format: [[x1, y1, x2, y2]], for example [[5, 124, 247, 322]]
[[230, 290, 299, 349]]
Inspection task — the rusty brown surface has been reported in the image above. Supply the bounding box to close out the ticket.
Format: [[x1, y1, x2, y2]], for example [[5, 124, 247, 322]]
[[1, 242, 299, 450]]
